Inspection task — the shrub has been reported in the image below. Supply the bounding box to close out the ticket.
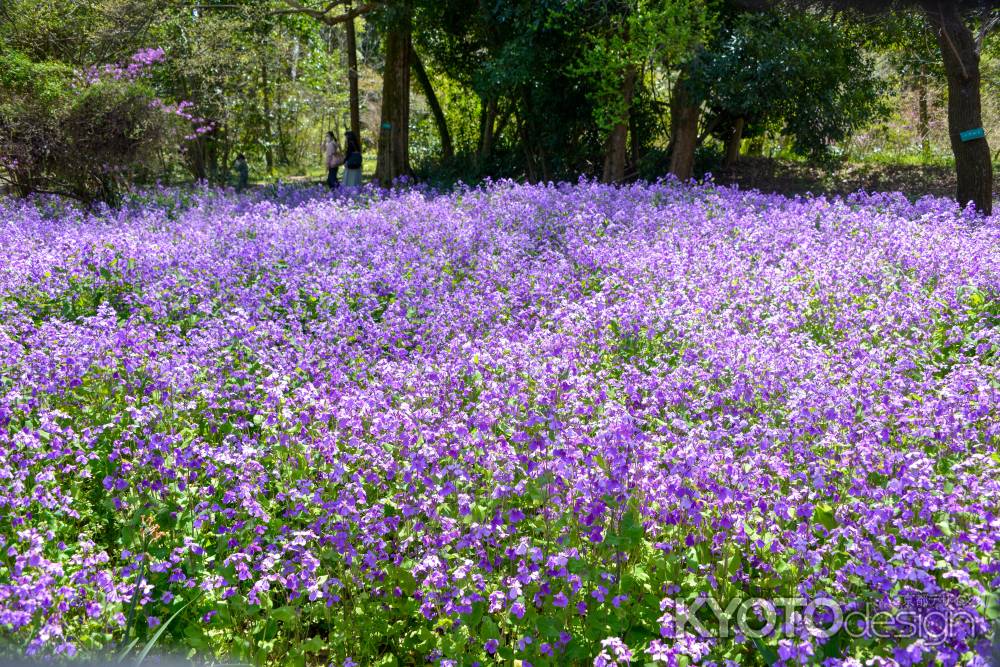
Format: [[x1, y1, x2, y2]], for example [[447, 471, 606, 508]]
[[0, 50, 169, 207]]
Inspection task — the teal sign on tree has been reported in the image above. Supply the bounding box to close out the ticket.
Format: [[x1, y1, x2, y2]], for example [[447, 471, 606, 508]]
[[959, 127, 985, 142]]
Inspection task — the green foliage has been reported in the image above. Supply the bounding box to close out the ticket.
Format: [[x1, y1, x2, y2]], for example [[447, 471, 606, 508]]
[[0, 0, 125, 62], [2, 0, 985, 191], [413, 0, 608, 181], [847, 10, 942, 84], [567, 0, 710, 133], [0, 51, 73, 103], [688, 10, 889, 162], [150, 3, 351, 181]]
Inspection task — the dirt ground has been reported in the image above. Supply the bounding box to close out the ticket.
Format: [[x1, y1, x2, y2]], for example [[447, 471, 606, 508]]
[[714, 156, 1000, 204]]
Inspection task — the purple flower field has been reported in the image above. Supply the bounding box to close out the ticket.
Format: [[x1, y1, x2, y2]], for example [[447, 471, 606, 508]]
[[0, 181, 998, 666]]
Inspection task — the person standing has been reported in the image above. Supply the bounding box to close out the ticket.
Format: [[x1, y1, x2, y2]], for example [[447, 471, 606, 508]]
[[343, 130, 362, 188], [324, 131, 343, 189], [233, 154, 249, 193]]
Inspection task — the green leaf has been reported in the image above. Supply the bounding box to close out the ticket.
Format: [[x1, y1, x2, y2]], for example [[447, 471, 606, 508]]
[[155, 507, 177, 531], [620, 508, 644, 547], [481, 617, 501, 641], [270, 606, 297, 624], [537, 616, 561, 639], [136, 596, 199, 665], [299, 636, 325, 653], [121, 557, 146, 643], [725, 550, 743, 576], [467, 600, 485, 628], [182, 623, 209, 651], [397, 570, 417, 596], [752, 637, 779, 666], [814, 503, 837, 531], [116, 637, 140, 664], [985, 592, 1000, 621]]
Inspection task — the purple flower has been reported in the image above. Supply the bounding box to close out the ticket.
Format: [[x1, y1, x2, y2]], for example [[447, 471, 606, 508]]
[[1, 179, 997, 666]]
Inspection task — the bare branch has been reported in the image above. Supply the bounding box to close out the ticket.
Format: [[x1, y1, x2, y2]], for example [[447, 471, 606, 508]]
[[974, 8, 999, 53]]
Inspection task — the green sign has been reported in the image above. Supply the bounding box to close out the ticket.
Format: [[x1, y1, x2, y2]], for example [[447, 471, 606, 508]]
[[381, 121, 392, 130], [959, 127, 985, 142]]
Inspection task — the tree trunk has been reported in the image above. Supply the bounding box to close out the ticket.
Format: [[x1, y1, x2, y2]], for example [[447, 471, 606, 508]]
[[375, 0, 412, 186], [669, 76, 700, 181], [494, 107, 511, 147], [188, 136, 208, 181], [410, 44, 453, 160], [629, 109, 641, 173], [724, 117, 745, 170], [207, 135, 219, 182], [221, 124, 231, 181], [275, 85, 289, 167], [924, 1, 992, 215], [917, 64, 931, 160], [261, 58, 274, 176], [602, 65, 637, 184], [345, 5, 361, 140], [519, 115, 537, 182], [479, 96, 498, 162]]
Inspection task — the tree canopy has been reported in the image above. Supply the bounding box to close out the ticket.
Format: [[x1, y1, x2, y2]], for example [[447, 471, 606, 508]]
[[0, 0, 997, 210]]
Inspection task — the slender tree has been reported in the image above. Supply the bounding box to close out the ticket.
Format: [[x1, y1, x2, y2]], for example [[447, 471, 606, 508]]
[[917, 63, 931, 159], [345, 2, 361, 139], [410, 43, 453, 160]]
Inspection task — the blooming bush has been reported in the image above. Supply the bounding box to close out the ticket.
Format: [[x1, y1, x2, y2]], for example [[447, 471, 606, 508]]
[[0, 180, 998, 665], [0, 48, 200, 207]]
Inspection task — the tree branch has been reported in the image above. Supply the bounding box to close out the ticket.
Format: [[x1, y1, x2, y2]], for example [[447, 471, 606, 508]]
[[274, 0, 378, 25], [975, 9, 999, 54], [696, 115, 721, 147], [926, 2, 972, 81]]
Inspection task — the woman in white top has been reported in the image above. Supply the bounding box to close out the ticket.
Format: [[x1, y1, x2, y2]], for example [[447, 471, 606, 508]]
[[324, 131, 343, 189]]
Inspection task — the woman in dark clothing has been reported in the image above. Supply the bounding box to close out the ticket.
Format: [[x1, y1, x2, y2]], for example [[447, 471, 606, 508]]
[[233, 154, 249, 192], [343, 131, 362, 187]]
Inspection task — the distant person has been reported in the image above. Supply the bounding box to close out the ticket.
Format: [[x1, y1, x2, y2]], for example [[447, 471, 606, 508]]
[[343, 131, 362, 188], [233, 154, 249, 192], [324, 131, 343, 189]]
